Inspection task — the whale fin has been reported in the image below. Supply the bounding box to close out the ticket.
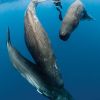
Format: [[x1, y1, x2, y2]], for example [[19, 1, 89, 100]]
[[37, 88, 43, 94], [6, 28, 43, 89], [81, 9, 94, 21], [53, 0, 63, 21], [56, 7, 63, 21], [53, 0, 62, 9]]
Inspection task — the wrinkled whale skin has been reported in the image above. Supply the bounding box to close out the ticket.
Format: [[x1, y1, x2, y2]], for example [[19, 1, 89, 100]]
[[6, 28, 62, 99], [24, 1, 63, 88], [7, 28, 73, 100], [7, 28, 49, 93], [6, 1, 74, 100], [59, 0, 93, 41]]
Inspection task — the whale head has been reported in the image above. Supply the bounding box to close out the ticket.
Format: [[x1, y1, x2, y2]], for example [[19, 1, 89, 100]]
[[59, 20, 73, 41]]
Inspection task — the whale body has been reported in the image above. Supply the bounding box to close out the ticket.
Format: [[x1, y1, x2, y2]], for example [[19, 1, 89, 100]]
[[7, 28, 50, 95], [24, 0, 63, 88], [59, 0, 93, 41], [7, 0, 74, 100], [7, 27, 73, 100]]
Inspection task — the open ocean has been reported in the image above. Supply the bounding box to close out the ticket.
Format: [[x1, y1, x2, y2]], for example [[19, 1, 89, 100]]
[[0, 0, 100, 100]]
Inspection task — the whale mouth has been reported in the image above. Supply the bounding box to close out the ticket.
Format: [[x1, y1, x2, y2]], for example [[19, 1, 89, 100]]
[[59, 34, 70, 41]]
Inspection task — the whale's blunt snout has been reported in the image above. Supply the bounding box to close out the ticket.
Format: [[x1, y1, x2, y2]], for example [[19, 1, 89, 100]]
[[59, 31, 70, 41], [59, 34, 67, 41]]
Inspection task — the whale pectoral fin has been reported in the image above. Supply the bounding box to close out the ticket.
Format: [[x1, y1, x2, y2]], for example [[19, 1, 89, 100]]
[[81, 9, 94, 21], [7, 27, 40, 87], [56, 7, 63, 21], [37, 88, 43, 94]]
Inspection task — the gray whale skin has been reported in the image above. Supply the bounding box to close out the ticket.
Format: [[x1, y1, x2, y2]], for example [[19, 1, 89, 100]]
[[7, 0, 74, 100]]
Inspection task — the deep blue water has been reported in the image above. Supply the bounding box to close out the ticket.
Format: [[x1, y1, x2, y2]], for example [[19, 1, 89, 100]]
[[0, 0, 100, 100]]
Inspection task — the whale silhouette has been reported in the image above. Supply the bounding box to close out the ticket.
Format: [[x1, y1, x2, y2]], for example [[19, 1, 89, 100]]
[[53, 0, 63, 21], [59, 0, 93, 41], [7, 27, 73, 100], [7, 0, 74, 100], [24, 0, 63, 88]]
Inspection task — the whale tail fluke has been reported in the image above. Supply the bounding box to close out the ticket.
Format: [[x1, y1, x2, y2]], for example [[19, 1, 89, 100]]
[[53, 0, 63, 21]]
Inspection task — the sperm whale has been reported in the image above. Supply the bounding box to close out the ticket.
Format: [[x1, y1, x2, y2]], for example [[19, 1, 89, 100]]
[[24, 0, 63, 88], [7, 0, 74, 99], [59, 0, 93, 41], [7, 28, 50, 95], [7, 28, 73, 100]]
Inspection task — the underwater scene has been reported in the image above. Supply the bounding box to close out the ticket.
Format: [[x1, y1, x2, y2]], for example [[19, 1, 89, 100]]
[[0, 0, 100, 100]]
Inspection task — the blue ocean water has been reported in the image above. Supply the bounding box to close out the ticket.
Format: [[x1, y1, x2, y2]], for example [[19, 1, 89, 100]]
[[0, 0, 100, 100]]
